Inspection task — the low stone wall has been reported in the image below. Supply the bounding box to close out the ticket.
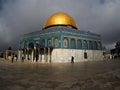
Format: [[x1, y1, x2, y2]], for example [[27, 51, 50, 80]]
[[51, 49, 103, 62]]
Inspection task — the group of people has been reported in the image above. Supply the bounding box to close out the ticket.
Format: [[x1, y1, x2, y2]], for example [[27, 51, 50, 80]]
[[11, 55, 74, 63]]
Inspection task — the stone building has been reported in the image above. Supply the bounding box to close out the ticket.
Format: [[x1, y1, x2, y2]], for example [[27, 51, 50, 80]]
[[18, 12, 103, 63]]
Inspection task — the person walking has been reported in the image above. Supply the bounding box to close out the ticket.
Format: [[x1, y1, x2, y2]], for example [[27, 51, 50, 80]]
[[15, 55, 18, 61], [11, 54, 14, 63], [71, 56, 74, 64]]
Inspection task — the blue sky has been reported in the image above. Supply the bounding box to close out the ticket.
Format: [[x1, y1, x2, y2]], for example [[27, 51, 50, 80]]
[[0, 0, 120, 51]]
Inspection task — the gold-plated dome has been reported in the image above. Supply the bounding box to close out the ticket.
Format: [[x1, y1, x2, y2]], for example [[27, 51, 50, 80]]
[[43, 12, 77, 29]]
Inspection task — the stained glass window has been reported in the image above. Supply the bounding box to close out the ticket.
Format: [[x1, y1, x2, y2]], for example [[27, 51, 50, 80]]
[[89, 41, 93, 49], [94, 41, 98, 50], [63, 37, 68, 48], [83, 40, 87, 49], [55, 38, 59, 47], [48, 39, 52, 46], [77, 39, 82, 49], [71, 39, 75, 49]]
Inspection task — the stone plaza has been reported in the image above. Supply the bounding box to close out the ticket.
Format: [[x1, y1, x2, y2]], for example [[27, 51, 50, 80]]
[[0, 58, 120, 90]]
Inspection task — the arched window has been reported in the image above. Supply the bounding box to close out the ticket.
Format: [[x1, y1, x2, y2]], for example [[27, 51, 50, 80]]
[[83, 40, 87, 49], [77, 39, 82, 49], [94, 41, 98, 50], [89, 41, 93, 49], [71, 38, 76, 49], [28, 42, 34, 54], [36, 42, 39, 48], [41, 39, 45, 47], [48, 39, 52, 46], [24, 41, 27, 48], [28, 43, 34, 49], [63, 37, 68, 48], [54, 38, 59, 47], [77, 39, 81, 49], [98, 42, 101, 50]]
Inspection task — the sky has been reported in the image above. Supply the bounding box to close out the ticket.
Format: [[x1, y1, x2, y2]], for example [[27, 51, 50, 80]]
[[0, 0, 120, 51]]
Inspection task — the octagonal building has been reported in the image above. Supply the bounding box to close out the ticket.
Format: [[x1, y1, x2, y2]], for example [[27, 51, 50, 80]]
[[19, 12, 103, 63]]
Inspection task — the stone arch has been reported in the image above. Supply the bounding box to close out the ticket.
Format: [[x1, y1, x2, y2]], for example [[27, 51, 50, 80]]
[[35, 43, 40, 48], [26, 42, 34, 61], [28, 42, 34, 49], [35, 40, 40, 46]]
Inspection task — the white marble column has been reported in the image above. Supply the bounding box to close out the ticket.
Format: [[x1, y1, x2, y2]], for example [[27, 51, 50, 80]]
[[47, 48, 50, 63], [39, 49, 41, 62], [50, 48, 52, 63], [25, 49, 28, 60], [6, 50, 8, 59], [18, 50, 21, 60], [31, 49, 34, 62], [27, 49, 30, 60], [44, 48, 46, 62], [34, 47, 36, 62]]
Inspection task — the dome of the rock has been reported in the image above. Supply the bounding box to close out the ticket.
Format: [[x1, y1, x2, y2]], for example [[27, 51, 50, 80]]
[[43, 12, 77, 29]]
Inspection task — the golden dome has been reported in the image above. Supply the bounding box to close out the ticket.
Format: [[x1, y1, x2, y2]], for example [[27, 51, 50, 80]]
[[43, 12, 77, 29]]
